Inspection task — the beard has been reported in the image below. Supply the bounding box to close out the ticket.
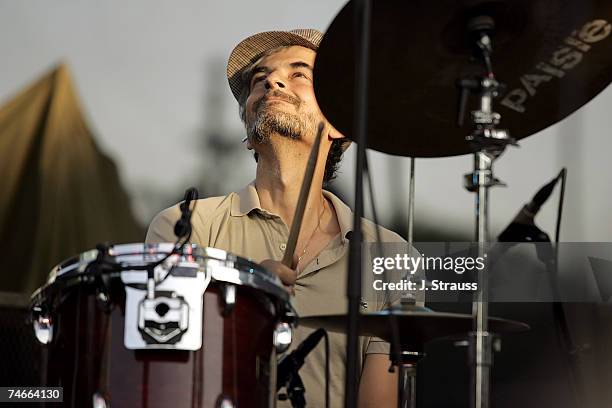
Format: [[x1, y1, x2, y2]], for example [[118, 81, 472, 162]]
[[246, 91, 318, 144]]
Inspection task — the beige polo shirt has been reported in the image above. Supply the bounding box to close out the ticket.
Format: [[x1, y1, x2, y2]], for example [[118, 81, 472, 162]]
[[146, 183, 412, 407]]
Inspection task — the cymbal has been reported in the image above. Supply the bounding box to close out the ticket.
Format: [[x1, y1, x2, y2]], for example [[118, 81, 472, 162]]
[[314, 0, 612, 157], [299, 307, 529, 350]]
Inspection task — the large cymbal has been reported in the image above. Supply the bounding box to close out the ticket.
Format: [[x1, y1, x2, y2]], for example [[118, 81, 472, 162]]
[[300, 307, 529, 350], [314, 0, 612, 157]]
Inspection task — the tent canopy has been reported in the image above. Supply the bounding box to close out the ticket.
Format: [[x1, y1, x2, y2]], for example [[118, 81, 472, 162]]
[[0, 63, 143, 294]]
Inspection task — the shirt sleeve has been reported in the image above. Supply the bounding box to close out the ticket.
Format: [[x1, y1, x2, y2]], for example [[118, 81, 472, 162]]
[[145, 205, 182, 243], [364, 337, 391, 354]]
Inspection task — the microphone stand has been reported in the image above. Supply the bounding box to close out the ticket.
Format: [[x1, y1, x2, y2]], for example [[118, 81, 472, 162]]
[[547, 170, 585, 406], [287, 374, 306, 408], [278, 366, 306, 408]]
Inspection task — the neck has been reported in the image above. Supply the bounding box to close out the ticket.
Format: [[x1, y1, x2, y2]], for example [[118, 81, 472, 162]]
[[254, 136, 328, 228]]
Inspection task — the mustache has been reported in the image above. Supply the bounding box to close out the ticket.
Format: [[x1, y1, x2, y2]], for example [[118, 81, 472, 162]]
[[254, 90, 301, 111]]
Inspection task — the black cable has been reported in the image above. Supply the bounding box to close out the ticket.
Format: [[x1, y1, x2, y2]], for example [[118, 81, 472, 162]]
[[150, 193, 198, 285], [76, 198, 197, 284], [154, 226, 194, 286], [82, 232, 191, 278]]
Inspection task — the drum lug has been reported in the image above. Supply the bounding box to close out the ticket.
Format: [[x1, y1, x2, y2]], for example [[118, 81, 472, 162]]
[[95, 273, 114, 313], [31, 306, 53, 345], [273, 322, 292, 353], [220, 284, 236, 316], [215, 395, 235, 408], [92, 392, 108, 408], [96, 289, 113, 313]]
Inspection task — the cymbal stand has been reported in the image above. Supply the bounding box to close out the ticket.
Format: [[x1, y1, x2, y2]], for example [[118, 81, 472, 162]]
[[391, 350, 425, 408], [458, 15, 516, 408]]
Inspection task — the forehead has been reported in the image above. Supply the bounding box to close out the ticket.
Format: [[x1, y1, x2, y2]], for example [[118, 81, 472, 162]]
[[255, 45, 316, 69]]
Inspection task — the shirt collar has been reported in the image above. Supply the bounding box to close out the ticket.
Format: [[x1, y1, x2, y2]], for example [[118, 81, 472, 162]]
[[230, 181, 261, 216], [230, 182, 355, 242], [321, 189, 354, 243]]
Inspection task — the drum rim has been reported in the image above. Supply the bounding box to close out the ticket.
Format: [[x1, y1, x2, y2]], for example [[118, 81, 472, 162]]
[[31, 243, 291, 310]]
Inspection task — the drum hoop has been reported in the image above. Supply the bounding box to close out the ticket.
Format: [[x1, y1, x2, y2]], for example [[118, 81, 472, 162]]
[[31, 243, 292, 314]]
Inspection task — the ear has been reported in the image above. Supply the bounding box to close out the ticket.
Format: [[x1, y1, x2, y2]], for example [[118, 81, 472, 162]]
[[327, 122, 346, 142], [243, 136, 254, 150]]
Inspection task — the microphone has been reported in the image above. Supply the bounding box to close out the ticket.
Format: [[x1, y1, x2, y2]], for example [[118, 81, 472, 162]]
[[277, 328, 325, 392], [498, 174, 561, 243], [173, 187, 199, 239]]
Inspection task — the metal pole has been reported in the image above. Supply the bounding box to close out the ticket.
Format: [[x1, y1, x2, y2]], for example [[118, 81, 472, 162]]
[[394, 351, 423, 408], [398, 364, 417, 408], [470, 150, 493, 408], [407, 158, 415, 246], [345, 0, 371, 406], [459, 22, 514, 407]]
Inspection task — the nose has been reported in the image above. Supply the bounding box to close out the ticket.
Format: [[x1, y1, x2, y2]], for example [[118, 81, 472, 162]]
[[264, 72, 286, 90]]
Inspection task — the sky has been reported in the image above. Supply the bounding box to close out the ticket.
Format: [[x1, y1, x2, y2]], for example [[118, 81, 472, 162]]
[[1, 0, 611, 241]]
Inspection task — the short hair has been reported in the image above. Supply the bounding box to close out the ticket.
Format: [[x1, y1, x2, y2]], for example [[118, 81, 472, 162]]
[[237, 45, 348, 184]]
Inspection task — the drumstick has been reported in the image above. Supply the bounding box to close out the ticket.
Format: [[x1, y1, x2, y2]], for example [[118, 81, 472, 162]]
[[281, 122, 325, 268]]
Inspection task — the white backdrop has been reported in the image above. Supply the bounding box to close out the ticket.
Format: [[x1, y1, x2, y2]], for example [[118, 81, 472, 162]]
[[1, 0, 610, 241]]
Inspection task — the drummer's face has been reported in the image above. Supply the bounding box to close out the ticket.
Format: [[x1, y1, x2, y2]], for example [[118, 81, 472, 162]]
[[245, 46, 322, 136]]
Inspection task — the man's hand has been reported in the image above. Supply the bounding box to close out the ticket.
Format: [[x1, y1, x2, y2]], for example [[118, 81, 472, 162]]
[[260, 259, 296, 294]]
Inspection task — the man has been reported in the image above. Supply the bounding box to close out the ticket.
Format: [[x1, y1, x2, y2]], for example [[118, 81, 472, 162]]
[[147, 29, 404, 407]]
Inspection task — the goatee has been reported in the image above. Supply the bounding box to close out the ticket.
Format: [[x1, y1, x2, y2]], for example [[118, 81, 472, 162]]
[[247, 92, 317, 144]]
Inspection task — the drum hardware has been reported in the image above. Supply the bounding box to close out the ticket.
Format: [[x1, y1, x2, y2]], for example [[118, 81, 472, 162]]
[[137, 291, 189, 345], [392, 350, 425, 408], [58, 242, 211, 350], [95, 288, 113, 312], [92, 392, 108, 408], [273, 322, 293, 353], [404, 157, 416, 270], [95, 269, 114, 312], [458, 15, 518, 408], [220, 283, 236, 316], [122, 259, 211, 350], [31, 305, 53, 345], [215, 395, 236, 408], [453, 336, 502, 353]]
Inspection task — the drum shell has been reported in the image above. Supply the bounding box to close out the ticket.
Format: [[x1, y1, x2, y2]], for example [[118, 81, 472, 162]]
[[40, 278, 278, 408], [0, 292, 42, 388]]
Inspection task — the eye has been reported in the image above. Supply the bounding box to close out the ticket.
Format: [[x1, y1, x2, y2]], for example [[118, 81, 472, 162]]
[[292, 72, 311, 80], [251, 75, 265, 87]]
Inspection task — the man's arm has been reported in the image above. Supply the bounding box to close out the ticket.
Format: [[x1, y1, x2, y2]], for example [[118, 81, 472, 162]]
[[358, 353, 398, 408]]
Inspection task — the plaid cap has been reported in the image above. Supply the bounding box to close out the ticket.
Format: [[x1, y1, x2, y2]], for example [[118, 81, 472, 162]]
[[226, 29, 323, 101]]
